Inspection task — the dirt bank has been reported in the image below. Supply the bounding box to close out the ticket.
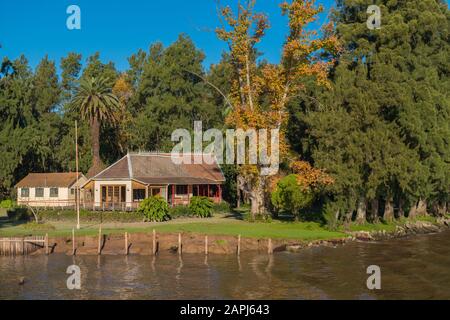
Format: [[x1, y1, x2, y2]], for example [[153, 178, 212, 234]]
[[30, 232, 352, 256], [25, 218, 450, 256]]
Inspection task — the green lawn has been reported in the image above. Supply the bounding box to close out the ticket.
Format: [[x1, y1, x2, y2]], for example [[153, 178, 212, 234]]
[[0, 216, 346, 241]]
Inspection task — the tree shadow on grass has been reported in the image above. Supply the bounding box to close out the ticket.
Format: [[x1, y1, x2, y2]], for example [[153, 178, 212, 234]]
[[0, 216, 29, 229]]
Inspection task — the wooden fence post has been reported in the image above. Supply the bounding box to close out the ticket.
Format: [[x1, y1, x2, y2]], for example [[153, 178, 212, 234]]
[[237, 235, 241, 256], [205, 236, 208, 256], [178, 233, 182, 255], [268, 238, 273, 255], [125, 232, 129, 255], [45, 233, 49, 255], [152, 229, 157, 256], [72, 228, 76, 256], [97, 227, 102, 255]]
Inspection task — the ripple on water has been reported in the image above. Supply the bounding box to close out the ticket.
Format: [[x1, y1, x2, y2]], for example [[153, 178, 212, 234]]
[[1, 231, 450, 300]]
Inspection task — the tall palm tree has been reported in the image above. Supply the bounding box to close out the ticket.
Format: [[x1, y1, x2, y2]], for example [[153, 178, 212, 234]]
[[71, 76, 121, 178]]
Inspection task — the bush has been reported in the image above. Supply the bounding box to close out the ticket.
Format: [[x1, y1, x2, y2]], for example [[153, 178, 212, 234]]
[[137, 196, 171, 222], [38, 209, 144, 223], [23, 222, 56, 231], [271, 175, 314, 218], [322, 202, 343, 231], [244, 213, 273, 223], [169, 205, 193, 219], [0, 199, 15, 209], [189, 196, 214, 218], [7, 207, 31, 222], [212, 201, 231, 214]]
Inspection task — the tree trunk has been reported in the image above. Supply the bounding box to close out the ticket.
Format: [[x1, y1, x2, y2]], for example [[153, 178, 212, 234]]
[[236, 176, 241, 209], [370, 199, 379, 223], [438, 202, 448, 216], [87, 116, 104, 178], [408, 200, 418, 219], [345, 209, 354, 224], [416, 198, 428, 216], [355, 196, 367, 225], [249, 180, 265, 219], [398, 198, 405, 219], [384, 195, 395, 222]]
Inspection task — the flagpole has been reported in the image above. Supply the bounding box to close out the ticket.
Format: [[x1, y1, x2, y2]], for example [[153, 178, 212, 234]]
[[75, 120, 80, 230]]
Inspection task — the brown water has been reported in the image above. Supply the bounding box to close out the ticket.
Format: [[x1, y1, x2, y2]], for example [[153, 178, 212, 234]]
[[1, 231, 450, 300]]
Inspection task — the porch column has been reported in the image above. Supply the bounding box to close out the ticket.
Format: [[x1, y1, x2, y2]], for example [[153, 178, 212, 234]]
[[218, 185, 222, 203], [172, 185, 175, 207]]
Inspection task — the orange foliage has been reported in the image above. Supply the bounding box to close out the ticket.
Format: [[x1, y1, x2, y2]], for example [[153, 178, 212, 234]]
[[291, 161, 334, 190], [216, 0, 342, 178]]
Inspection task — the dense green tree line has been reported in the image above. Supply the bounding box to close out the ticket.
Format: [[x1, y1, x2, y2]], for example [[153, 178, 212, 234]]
[[0, 0, 448, 224]]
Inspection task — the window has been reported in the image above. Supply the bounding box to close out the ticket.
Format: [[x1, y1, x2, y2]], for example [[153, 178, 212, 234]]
[[50, 188, 59, 198], [21, 188, 29, 197], [152, 188, 161, 197], [176, 185, 188, 196], [133, 189, 146, 202], [35, 188, 44, 198], [70, 188, 75, 196]]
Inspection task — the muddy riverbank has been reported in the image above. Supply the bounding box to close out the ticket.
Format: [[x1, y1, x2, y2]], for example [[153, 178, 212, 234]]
[[25, 218, 449, 256]]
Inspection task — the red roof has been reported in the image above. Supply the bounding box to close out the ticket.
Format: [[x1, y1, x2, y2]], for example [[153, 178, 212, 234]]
[[92, 153, 225, 185], [16, 173, 83, 188]]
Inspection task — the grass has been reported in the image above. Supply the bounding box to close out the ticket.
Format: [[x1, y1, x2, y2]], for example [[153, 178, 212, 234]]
[[1, 209, 445, 241], [0, 214, 346, 241], [0, 208, 7, 217], [345, 222, 397, 233]]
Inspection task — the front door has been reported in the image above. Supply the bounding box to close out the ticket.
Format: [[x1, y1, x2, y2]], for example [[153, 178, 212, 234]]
[[101, 185, 126, 205]]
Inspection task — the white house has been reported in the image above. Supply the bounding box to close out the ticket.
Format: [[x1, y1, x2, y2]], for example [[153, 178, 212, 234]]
[[81, 153, 225, 210], [16, 173, 87, 208]]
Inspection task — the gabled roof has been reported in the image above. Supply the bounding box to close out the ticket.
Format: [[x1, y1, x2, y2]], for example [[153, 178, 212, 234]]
[[90, 153, 225, 185], [15, 173, 85, 188]]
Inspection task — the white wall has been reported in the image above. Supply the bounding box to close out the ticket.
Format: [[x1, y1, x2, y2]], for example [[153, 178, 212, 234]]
[[17, 187, 72, 207], [93, 180, 133, 207]]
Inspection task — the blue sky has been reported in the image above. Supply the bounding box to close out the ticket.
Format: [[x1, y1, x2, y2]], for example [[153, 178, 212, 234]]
[[0, 0, 447, 72], [0, 0, 335, 72]]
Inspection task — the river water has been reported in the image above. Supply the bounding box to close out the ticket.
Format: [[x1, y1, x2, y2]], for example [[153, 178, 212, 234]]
[[1, 231, 450, 300]]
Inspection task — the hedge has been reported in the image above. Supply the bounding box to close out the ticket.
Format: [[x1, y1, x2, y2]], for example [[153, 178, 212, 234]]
[[37, 209, 144, 223]]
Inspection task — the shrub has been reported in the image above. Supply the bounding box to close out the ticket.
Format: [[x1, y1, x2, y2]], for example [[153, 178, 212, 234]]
[[244, 213, 273, 223], [0, 199, 15, 209], [322, 202, 343, 231], [271, 175, 314, 218], [137, 196, 170, 222], [23, 222, 56, 231], [189, 196, 214, 218], [169, 205, 193, 219], [212, 201, 231, 214], [7, 207, 31, 221], [38, 209, 143, 223]]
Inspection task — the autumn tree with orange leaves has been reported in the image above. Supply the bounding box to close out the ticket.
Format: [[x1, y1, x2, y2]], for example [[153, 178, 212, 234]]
[[216, 0, 341, 218]]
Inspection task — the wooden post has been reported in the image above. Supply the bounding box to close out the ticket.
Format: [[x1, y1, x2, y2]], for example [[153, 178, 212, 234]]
[[237, 235, 241, 256], [72, 228, 76, 256], [22, 238, 25, 256], [172, 185, 175, 207], [45, 233, 49, 255], [125, 232, 128, 255], [97, 227, 102, 255], [205, 236, 208, 256], [268, 238, 273, 255], [152, 229, 157, 256], [178, 233, 182, 255]]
